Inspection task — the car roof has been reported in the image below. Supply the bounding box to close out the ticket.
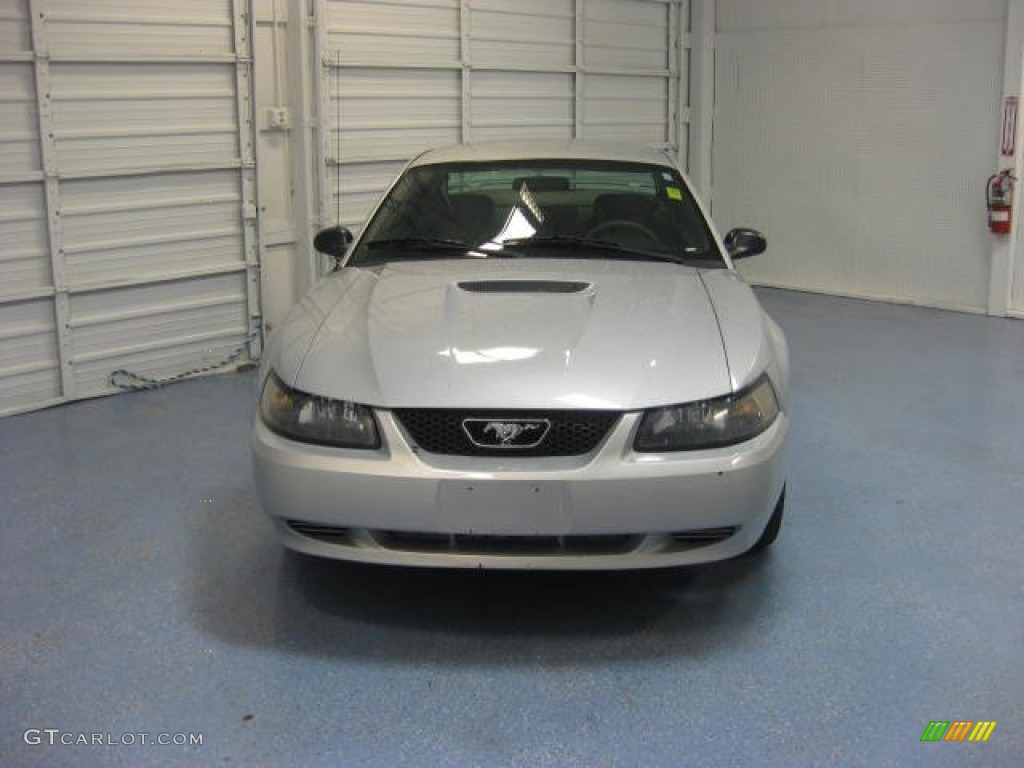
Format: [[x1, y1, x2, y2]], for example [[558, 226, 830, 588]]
[[408, 139, 678, 168]]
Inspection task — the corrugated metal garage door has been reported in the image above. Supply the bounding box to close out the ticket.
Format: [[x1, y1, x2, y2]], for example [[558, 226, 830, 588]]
[[317, 0, 691, 242], [0, 0, 261, 416]]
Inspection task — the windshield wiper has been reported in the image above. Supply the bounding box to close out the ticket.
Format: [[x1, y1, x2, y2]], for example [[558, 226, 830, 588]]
[[366, 237, 471, 252], [500, 236, 685, 264]]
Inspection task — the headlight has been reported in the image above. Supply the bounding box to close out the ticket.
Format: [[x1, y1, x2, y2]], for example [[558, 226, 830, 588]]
[[259, 372, 380, 449], [634, 374, 780, 452]]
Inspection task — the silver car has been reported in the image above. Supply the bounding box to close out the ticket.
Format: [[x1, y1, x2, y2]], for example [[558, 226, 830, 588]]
[[252, 140, 789, 570]]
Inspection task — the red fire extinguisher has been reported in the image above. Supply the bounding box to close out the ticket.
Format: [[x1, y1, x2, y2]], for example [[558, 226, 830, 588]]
[[987, 170, 1015, 235]]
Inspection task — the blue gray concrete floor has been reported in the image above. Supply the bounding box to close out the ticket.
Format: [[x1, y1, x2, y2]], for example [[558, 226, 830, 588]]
[[1, 288, 1022, 767]]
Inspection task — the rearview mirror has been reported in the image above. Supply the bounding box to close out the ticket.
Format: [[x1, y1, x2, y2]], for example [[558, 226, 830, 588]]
[[313, 225, 354, 265], [724, 228, 767, 260]]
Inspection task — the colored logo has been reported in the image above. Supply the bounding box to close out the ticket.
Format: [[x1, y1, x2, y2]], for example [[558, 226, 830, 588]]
[[921, 721, 997, 742]]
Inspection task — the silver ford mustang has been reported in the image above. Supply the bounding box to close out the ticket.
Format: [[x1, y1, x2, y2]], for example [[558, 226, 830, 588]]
[[252, 140, 789, 569]]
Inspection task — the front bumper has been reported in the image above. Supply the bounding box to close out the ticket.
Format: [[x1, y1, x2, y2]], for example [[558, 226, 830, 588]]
[[251, 410, 787, 570]]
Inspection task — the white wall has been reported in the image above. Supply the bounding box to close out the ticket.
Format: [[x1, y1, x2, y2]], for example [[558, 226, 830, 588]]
[[712, 0, 1007, 313]]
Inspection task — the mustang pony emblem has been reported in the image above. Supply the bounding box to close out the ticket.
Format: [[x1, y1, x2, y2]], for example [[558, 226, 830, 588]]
[[462, 418, 552, 449], [484, 422, 538, 444]]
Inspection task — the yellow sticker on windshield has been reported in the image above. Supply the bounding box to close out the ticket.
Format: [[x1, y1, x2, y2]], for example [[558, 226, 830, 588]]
[[666, 187, 683, 200]]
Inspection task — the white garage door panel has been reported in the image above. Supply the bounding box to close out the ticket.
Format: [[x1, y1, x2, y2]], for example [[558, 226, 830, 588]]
[[70, 275, 247, 339], [337, 77, 458, 130], [470, 2, 574, 70], [0, 300, 60, 413], [335, 66, 458, 103], [61, 172, 244, 289], [584, 0, 670, 71], [0, 0, 261, 416], [471, 71, 573, 140], [0, 183, 48, 299], [46, 0, 234, 57], [585, 73, 671, 143], [51, 63, 239, 174], [0, 63, 39, 178], [0, 0, 29, 49], [336, 124, 460, 164], [70, 275, 249, 398], [330, 67, 460, 163], [64, 234, 244, 291], [713, 7, 1003, 312], [0, 3, 51, 415], [328, 0, 459, 65]]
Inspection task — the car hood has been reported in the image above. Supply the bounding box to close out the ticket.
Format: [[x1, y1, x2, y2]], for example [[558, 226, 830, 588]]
[[281, 259, 735, 410]]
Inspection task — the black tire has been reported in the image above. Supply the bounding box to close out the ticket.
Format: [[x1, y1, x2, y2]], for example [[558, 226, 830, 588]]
[[746, 485, 785, 555]]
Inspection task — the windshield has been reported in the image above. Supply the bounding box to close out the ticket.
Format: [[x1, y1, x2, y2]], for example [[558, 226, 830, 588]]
[[347, 159, 723, 267]]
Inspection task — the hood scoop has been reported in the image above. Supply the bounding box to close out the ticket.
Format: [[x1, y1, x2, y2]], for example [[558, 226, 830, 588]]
[[457, 280, 592, 294]]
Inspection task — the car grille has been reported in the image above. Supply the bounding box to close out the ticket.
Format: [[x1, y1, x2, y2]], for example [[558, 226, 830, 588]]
[[393, 409, 620, 457]]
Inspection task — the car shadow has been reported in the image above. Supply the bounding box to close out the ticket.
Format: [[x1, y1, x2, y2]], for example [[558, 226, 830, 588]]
[[190, 487, 780, 666]]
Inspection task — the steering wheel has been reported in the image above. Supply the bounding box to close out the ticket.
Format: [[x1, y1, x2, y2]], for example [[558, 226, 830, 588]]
[[584, 219, 660, 247]]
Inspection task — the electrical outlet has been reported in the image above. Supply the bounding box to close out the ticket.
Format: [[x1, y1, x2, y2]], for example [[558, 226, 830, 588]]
[[264, 106, 291, 131]]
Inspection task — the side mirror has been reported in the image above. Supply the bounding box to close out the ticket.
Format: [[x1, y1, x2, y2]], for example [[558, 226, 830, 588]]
[[724, 228, 767, 260], [313, 225, 354, 267]]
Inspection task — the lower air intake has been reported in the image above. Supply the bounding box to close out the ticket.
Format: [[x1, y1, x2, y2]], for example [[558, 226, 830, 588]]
[[374, 531, 641, 556], [287, 521, 352, 544], [669, 527, 737, 547]]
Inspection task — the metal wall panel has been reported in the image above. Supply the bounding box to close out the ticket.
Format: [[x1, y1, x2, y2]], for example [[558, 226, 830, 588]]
[[0, 0, 261, 416], [60, 171, 245, 288], [318, 0, 690, 259], [0, 0, 31, 51], [582, 0, 677, 148], [583, 0, 671, 71], [51, 63, 240, 175], [585, 74, 671, 143], [46, 0, 235, 58], [0, 63, 39, 178], [328, 0, 460, 66], [470, 71, 574, 141], [0, 299, 60, 414], [470, 1, 575, 70], [0, 0, 50, 414], [330, 67, 461, 162], [0, 182, 49, 300], [69, 274, 249, 395]]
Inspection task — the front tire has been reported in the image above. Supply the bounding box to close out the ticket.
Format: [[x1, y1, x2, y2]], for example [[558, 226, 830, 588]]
[[746, 485, 785, 555]]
